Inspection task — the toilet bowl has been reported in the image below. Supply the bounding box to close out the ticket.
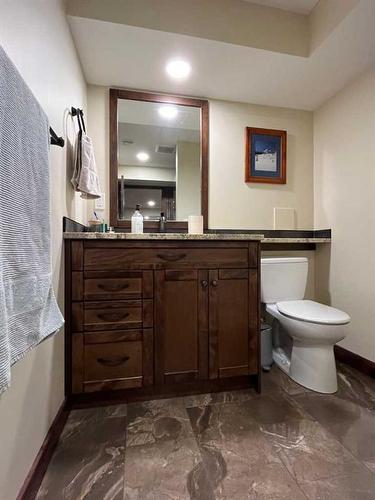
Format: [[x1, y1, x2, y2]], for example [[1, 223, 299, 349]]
[[261, 258, 350, 393]]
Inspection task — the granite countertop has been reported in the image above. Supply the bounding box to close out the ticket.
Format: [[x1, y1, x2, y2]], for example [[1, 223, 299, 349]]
[[63, 232, 264, 241], [63, 232, 331, 243]]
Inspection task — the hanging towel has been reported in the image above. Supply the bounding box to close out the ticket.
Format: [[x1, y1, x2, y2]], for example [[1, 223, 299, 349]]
[[0, 46, 64, 393], [71, 111, 101, 199]]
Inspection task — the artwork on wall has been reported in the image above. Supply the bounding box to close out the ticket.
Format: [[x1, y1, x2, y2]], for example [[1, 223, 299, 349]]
[[245, 127, 287, 184]]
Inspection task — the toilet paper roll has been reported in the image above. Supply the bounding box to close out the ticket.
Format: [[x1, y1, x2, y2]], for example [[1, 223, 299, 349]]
[[188, 215, 203, 234]]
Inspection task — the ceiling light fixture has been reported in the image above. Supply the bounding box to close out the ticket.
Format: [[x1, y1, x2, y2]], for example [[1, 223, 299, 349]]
[[147, 200, 156, 207], [158, 105, 178, 119], [136, 151, 149, 162], [166, 59, 191, 80]]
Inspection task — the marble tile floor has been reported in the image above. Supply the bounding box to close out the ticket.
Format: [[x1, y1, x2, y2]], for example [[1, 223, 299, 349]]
[[36, 362, 375, 499]]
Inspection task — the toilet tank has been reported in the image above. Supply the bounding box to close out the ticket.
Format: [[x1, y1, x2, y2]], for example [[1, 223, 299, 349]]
[[261, 257, 308, 304]]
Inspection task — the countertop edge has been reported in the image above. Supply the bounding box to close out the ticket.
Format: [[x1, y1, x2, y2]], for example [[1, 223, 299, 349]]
[[261, 238, 331, 243], [63, 232, 331, 243], [63, 232, 264, 241]]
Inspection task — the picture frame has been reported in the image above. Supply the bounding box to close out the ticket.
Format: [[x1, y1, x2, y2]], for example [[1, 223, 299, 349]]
[[245, 127, 287, 184]]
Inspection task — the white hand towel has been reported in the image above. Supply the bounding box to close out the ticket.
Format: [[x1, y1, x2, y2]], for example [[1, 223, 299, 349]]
[[71, 130, 101, 199]]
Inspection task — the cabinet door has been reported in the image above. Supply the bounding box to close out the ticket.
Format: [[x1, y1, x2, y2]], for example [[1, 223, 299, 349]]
[[155, 269, 209, 385], [209, 269, 255, 379]]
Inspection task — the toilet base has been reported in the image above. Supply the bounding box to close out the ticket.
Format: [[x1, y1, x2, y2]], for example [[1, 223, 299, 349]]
[[289, 342, 338, 394], [272, 347, 290, 374]]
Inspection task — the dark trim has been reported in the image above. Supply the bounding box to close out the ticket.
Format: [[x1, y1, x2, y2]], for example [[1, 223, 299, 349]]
[[63, 216, 86, 233], [208, 229, 331, 238], [261, 243, 316, 251], [109, 88, 209, 231], [335, 345, 375, 379], [16, 400, 69, 500], [314, 229, 331, 238]]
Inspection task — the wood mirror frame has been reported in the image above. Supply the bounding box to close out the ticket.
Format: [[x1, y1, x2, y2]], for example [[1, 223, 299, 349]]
[[109, 89, 209, 231]]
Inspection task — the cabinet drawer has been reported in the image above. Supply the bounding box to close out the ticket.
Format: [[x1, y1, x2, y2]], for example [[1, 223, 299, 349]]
[[84, 341, 142, 389], [84, 301, 143, 331], [84, 247, 249, 270], [84, 277, 142, 300]]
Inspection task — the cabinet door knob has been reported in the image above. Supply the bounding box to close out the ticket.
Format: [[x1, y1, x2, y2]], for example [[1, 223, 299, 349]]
[[211, 280, 218, 287], [201, 280, 208, 288]]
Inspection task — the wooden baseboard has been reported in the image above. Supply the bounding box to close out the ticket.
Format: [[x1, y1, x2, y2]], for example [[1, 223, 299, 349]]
[[16, 399, 69, 500], [335, 345, 375, 379]]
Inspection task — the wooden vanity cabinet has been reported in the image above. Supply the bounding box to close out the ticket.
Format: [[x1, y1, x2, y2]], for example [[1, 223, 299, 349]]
[[65, 239, 260, 400]]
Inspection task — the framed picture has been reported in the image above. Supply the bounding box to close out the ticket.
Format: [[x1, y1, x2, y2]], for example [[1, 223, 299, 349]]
[[245, 127, 287, 184]]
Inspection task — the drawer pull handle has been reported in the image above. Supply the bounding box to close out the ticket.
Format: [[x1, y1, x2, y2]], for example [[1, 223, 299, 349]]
[[97, 312, 130, 322], [157, 253, 186, 262], [201, 280, 208, 288], [211, 280, 218, 287], [98, 283, 129, 292], [97, 356, 130, 367]]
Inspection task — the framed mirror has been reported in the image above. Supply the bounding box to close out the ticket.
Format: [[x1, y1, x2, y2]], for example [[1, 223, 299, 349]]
[[109, 89, 208, 231]]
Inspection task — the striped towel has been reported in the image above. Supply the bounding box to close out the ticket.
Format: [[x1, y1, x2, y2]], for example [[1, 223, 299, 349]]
[[0, 46, 64, 393]]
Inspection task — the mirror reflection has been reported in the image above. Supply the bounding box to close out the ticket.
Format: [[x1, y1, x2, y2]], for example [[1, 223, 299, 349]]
[[117, 99, 201, 221]]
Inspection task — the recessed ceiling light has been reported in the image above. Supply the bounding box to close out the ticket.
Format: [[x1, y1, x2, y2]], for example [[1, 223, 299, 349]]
[[158, 105, 178, 119], [166, 59, 191, 80], [147, 200, 156, 207], [136, 151, 149, 162]]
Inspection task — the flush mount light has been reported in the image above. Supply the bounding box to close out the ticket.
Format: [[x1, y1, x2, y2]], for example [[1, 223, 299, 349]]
[[166, 59, 191, 79], [147, 200, 156, 207], [158, 105, 178, 119], [136, 151, 149, 162]]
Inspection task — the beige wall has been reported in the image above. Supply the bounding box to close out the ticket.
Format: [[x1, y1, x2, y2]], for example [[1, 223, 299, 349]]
[[0, 1, 87, 498], [176, 141, 201, 220], [314, 66, 375, 362], [209, 99, 314, 230], [86, 85, 109, 221]]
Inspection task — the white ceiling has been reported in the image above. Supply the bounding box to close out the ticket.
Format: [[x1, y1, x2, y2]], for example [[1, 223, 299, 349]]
[[243, 0, 319, 15], [69, 1, 375, 111]]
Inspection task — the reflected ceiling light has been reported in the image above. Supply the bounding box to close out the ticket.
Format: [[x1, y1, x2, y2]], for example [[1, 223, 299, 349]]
[[158, 105, 178, 119], [136, 151, 149, 162], [147, 200, 156, 207], [166, 59, 191, 79]]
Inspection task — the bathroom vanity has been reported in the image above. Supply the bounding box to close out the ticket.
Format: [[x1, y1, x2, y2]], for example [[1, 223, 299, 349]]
[[64, 233, 263, 402]]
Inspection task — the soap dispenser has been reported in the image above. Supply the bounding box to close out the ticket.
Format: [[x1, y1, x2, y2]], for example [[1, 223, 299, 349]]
[[159, 212, 166, 233], [131, 204, 143, 234]]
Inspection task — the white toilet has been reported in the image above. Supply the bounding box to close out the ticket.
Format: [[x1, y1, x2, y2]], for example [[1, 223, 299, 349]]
[[261, 257, 350, 393]]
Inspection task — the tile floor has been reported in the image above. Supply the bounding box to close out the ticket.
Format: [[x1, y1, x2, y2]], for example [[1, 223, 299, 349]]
[[36, 362, 375, 499]]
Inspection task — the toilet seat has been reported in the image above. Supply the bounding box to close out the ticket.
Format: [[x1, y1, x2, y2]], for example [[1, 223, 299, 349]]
[[276, 300, 350, 325]]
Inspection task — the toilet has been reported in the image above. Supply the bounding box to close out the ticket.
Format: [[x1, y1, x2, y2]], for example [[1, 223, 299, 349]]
[[261, 257, 350, 393]]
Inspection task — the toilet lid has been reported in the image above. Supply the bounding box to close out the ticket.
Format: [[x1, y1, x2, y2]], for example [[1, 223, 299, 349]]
[[276, 300, 351, 325]]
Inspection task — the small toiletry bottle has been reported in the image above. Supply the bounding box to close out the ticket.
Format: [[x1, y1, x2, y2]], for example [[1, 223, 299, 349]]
[[131, 204, 143, 234], [159, 212, 166, 233]]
